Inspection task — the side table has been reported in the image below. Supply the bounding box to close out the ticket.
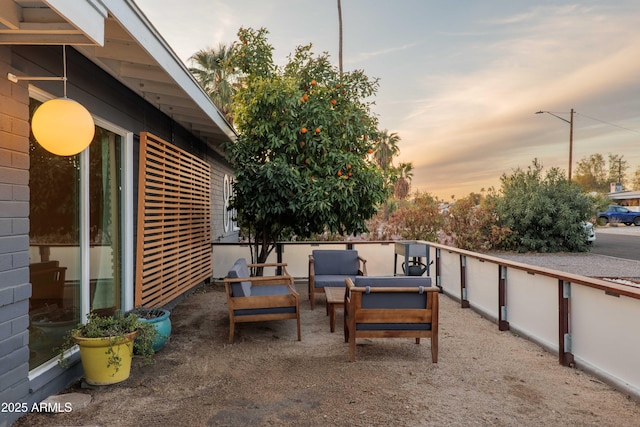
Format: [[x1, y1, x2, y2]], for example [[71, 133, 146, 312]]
[[324, 287, 345, 333]]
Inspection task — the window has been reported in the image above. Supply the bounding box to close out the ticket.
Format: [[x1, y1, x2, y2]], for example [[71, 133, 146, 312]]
[[28, 98, 125, 370], [223, 174, 238, 233]]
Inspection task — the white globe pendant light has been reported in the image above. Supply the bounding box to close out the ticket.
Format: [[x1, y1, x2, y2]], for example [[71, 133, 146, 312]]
[[31, 97, 95, 156], [8, 45, 95, 156]]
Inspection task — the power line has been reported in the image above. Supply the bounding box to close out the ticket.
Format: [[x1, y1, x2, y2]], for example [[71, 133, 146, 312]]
[[575, 112, 640, 134]]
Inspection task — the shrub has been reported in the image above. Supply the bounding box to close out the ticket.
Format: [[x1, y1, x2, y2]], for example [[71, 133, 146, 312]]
[[387, 192, 443, 242], [444, 192, 510, 251], [495, 160, 593, 252]]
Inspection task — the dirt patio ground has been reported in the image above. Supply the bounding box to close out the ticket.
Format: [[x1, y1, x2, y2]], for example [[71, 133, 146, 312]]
[[14, 282, 640, 426]]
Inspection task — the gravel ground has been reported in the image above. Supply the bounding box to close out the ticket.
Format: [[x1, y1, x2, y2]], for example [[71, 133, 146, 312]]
[[491, 252, 640, 280], [14, 278, 640, 427], [489, 224, 640, 280]]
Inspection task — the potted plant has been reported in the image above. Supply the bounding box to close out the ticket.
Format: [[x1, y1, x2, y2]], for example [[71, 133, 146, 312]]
[[127, 307, 172, 352], [59, 311, 157, 385]]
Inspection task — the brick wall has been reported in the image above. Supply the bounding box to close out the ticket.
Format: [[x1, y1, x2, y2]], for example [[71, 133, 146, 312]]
[[0, 46, 32, 427]]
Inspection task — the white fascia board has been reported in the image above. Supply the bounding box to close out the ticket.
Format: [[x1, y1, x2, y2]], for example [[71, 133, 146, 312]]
[[45, 0, 108, 46], [106, 0, 237, 141]]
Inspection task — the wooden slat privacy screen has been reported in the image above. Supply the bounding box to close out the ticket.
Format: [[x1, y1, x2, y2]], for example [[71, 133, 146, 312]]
[[135, 132, 212, 307]]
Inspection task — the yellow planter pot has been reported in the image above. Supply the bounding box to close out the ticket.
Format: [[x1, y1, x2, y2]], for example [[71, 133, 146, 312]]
[[73, 331, 138, 385]]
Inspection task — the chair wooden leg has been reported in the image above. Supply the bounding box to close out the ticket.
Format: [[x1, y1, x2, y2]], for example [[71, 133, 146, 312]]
[[310, 288, 315, 310], [349, 336, 356, 362], [343, 307, 349, 343], [296, 312, 301, 341], [229, 321, 235, 344], [415, 338, 420, 344], [431, 334, 438, 363]]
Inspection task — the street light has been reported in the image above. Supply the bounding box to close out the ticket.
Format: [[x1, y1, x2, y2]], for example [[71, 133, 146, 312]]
[[535, 109, 574, 180]]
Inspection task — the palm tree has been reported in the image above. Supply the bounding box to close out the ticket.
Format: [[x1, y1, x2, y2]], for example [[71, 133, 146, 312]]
[[373, 130, 400, 172], [337, 0, 343, 74], [373, 130, 401, 218], [189, 43, 236, 124], [394, 162, 414, 200]]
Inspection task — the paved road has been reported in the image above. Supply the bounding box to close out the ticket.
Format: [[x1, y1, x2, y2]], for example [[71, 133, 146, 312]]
[[592, 226, 640, 261]]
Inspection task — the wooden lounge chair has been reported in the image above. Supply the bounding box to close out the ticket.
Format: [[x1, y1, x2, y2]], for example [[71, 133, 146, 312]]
[[308, 249, 367, 310], [344, 276, 439, 362], [224, 258, 301, 343]]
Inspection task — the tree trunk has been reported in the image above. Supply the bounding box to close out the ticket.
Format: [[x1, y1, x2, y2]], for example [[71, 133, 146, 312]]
[[337, 0, 343, 74]]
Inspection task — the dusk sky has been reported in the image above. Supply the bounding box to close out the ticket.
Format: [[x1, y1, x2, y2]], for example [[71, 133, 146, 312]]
[[136, 0, 640, 200]]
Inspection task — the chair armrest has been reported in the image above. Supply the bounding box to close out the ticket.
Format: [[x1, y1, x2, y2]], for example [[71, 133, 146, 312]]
[[223, 275, 293, 286], [308, 255, 315, 278], [224, 278, 299, 297], [357, 256, 367, 276], [246, 262, 290, 276], [247, 262, 288, 268]]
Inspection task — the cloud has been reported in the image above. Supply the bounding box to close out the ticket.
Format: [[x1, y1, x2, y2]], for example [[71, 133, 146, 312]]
[[386, 4, 640, 199], [347, 43, 418, 64]]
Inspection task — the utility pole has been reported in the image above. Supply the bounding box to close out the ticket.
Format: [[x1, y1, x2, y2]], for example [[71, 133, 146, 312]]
[[535, 108, 575, 180], [568, 108, 574, 180]]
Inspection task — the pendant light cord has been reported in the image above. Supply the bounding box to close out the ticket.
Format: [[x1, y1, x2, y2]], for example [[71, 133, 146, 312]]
[[62, 45, 67, 98]]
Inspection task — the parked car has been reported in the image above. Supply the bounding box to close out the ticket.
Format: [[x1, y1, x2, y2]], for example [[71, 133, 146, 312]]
[[597, 205, 640, 226]]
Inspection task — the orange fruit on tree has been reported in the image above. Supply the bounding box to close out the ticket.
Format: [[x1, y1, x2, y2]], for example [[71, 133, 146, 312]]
[[337, 170, 343, 177], [305, 158, 310, 164], [301, 127, 307, 134], [315, 127, 321, 134], [347, 164, 352, 169], [311, 79, 317, 86], [303, 94, 309, 102], [331, 99, 337, 106], [301, 141, 305, 147], [367, 148, 373, 154]]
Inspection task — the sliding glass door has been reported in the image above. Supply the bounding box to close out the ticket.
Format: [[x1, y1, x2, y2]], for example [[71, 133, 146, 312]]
[[28, 98, 125, 370]]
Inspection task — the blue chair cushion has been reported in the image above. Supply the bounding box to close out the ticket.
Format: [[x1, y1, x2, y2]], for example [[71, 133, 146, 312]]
[[312, 250, 359, 275], [250, 285, 291, 297], [234, 284, 296, 316], [227, 258, 252, 297], [234, 306, 297, 316], [354, 276, 432, 309], [354, 276, 431, 288], [314, 275, 356, 289], [361, 292, 427, 309]]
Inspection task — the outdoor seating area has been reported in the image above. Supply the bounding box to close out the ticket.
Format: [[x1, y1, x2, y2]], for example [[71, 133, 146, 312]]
[[15, 276, 640, 426], [225, 251, 438, 363]]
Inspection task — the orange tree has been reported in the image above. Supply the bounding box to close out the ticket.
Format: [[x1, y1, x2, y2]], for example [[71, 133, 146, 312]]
[[225, 28, 386, 264]]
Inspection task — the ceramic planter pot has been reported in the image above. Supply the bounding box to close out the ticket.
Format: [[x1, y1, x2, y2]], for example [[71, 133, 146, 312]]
[[129, 308, 171, 352], [73, 331, 137, 385]]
